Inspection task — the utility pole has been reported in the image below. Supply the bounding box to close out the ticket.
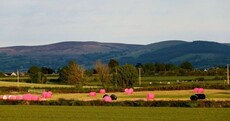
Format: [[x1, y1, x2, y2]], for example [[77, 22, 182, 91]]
[[227, 64, 229, 85], [17, 69, 19, 87], [138, 68, 141, 86]]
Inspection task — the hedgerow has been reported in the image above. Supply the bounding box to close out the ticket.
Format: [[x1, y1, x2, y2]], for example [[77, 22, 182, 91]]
[[0, 99, 230, 108], [0, 84, 229, 94]]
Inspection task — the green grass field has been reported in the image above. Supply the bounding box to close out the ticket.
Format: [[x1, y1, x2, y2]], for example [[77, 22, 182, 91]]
[[140, 76, 224, 85], [0, 81, 73, 88], [0, 75, 58, 81], [142, 76, 217, 81], [0, 75, 225, 87], [0, 106, 229, 121], [0, 75, 229, 121]]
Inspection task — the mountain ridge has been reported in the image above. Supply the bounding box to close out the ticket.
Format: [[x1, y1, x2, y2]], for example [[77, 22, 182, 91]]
[[0, 40, 229, 72]]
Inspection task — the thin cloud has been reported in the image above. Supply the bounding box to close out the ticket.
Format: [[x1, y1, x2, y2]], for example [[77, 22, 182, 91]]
[[0, 0, 229, 47]]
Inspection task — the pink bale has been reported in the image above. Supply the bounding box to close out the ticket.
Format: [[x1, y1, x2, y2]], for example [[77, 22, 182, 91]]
[[198, 88, 204, 93], [0, 95, 3, 100], [31, 95, 40, 101], [146, 93, 155, 100], [9, 95, 17, 100], [7, 95, 11, 100], [89, 92, 96, 96], [103, 96, 112, 102], [16, 95, 23, 100], [99, 89, 106, 94], [42, 91, 48, 98], [129, 88, 134, 93], [42, 91, 52, 98], [193, 88, 199, 93], [126, 88, 134, 95], [3, 95, 8, 100], [127, 90, 132, 95], [48, 91, 52, 95], [46, 91, 52, 98], [23, 94, 32, 101]]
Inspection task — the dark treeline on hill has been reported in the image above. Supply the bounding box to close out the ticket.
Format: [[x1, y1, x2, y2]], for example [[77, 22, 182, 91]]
[[0, 40, 230, 72], [1, 60, 228, 89], [2, 59, 227, 88]]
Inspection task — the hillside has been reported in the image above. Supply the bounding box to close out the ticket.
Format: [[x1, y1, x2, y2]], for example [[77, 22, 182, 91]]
[[124, 40, 187, 58], [0, 41, 141, 72], [0, 40, 230, 72], [135, 41, 230, 68], [0, 41, 141, 55]]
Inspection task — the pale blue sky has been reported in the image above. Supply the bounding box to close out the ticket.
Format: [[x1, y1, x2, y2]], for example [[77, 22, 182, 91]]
[[0, 0, 229, 47]]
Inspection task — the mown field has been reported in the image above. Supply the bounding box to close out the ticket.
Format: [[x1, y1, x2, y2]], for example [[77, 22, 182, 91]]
[[0, 75, 229, 101], [51, 89, 230, 101], [0, 76, 229, 121], [0, 106, 229, 121], [1, 89, 229, 101]]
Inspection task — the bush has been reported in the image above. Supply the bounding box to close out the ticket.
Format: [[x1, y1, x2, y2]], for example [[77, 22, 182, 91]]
[[195, 77, 205, 81], [1, 100, 230, 107], [0, 84, 230, 94]]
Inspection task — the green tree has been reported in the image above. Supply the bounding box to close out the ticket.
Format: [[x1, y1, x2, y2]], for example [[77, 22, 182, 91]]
[[108, 59, 119, 69], [142, 63, 155, 76], [95, 60, 111, 88], [41, 67, 55, 74], [135, 63, 143, 68], [180, 61, 193, 70], [111, 71, 118, 88], [28, 66, 47, 83], [108, 59, 119, 87], [58, 61, 84, 87], [115, 64, 138, 88], [0, 72, 5, 77], [58, 66, 68, 83]]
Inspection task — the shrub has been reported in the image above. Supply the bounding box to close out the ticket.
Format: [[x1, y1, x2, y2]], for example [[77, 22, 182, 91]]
[[1, 100, 230, 107]]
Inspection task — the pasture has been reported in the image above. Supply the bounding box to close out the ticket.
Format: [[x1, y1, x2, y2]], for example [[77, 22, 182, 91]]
[[0, 81, 73, 88], [0, 106, 229, 121], [51, 89, 230, 101], [0, 76, 229, 121], [0, 75, 225, 87]]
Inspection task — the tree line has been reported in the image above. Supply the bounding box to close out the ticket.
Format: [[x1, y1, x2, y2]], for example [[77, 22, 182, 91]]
[[9, 59, 228, 88]]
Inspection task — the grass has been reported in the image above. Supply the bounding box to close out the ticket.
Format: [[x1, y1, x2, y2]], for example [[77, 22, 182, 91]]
[[0, 74, 59, 79], [140, 76, 224, 85], [50, 89, 230, 101], [0, 106, 229, 121], [0, 75, 226, 89], [1, 87, 229, 101], [141, 76, 216, 81], [0, 81, 73, 88]]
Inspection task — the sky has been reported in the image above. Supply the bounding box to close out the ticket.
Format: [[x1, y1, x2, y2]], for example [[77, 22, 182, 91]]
[[0, 0, 229, 47]]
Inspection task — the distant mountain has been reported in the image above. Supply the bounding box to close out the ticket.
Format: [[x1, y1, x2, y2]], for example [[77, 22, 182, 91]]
[[0, 41, 141, 72], [225, 43, 230, 46], [0, 41, 141, 55], [124, 40, 187, 58], [133, 41, 230, 68], [0, 40, 229, 72]]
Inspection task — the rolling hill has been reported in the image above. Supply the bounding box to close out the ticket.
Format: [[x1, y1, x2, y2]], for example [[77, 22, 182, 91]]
[[135, 41, 230, 68], [0, 40, 229, 72], [0, 41, 141, 72]]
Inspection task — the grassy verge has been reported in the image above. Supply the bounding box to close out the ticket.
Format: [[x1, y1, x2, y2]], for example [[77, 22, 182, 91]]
[[0, 106, 229, 121]]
